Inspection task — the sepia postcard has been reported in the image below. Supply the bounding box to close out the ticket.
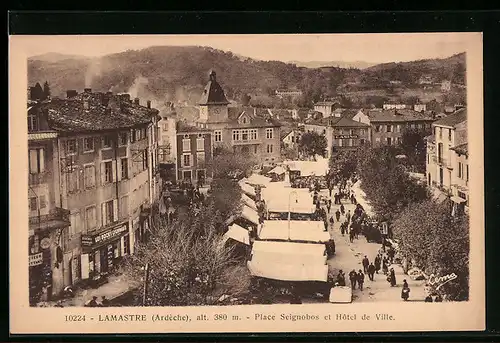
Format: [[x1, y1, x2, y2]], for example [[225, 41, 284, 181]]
[[9, 33, 485, 334]]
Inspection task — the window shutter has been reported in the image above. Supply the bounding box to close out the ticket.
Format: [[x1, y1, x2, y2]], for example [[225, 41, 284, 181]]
[[80, 254, 90, 279], [120, 237, 126, 256], [117, 159, 122, 182], [39, 149, 45, 172], [29, 150, 37, 173], [101, 203, 107, 226], [100, 163, 106, 185], [113, 199, 118, 223], [112, 160, 117, 182]]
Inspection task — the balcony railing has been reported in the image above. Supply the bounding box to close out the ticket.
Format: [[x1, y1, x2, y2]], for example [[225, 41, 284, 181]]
[[29, 207, 70, 225]]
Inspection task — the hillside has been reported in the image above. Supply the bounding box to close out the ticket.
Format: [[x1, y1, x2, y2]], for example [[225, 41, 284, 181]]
[[289, 60, 376, 69], [28, 46, 466, 110]]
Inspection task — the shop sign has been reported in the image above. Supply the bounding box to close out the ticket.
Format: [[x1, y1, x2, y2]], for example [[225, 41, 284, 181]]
[[81, 224, 129, 248], [29, 252, 43, 267], [334, 134, 359, 139]]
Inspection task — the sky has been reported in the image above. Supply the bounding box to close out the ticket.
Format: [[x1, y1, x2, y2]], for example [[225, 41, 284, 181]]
[[15, 33, 474, 64]]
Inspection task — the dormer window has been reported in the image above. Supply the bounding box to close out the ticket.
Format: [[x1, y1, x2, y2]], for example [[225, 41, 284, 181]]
[[242, 117, 248, 124], [28, 112, 39, 132]]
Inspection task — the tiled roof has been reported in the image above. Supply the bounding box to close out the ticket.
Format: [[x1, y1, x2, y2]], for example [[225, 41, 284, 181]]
[[198, 70, 230, 105], [227, 107, 280, 128], [367, 109, 435, 123], [433, 108, 467, 128], [305, 115, 369, 128], [341, 109, 360, 120], [281, 128, 293, 139], [451, 143, 468, 156], [176, 121, 212, 133], [314, 101, 341, 106], [176, 106, 200, 122], [41, 94, 158, 132]]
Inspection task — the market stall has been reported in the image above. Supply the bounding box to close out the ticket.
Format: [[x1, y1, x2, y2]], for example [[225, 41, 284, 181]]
[[257, 220, 330, 243]]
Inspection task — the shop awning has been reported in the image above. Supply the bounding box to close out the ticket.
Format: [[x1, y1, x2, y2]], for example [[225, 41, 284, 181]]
[[240, 182, 257, 197], [252, 240, 326, 256], [247, 260, 329, 282], [450, 196, 467, 204], [262, 186, 315, 214], [282, 159, 328, 177], [241, 205, 260, 225], [258, 220, 330, 243], [245, 173, 272, 186], [222, 224, 250, 245], [241, 193, 257, 211]]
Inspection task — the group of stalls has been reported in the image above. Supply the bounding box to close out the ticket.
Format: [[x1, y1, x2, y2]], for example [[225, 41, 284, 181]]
[[223, 172, 345, 302]]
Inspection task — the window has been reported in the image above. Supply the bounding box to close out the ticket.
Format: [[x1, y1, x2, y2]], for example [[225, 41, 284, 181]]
[[232, 130, 241, 142], [121, 158, 129, 179], [242, 130, 249, 141], [458, 162, 462, 178], [466, 164, 469, 181], [130, 129, 136, 143], [197, 152, 205, 165], [182, 137, 191, 151], [120, 196, 129, 220], [162, 123, 169, 131], [85, 206, 97, 231], [396, 125, 401, 132], [104, 161, 113, 183], [142, 150, 148, 170], [83, 138, 94, 152], [101, 200, 117, 226], [448, 129, 452, 141], [267, 144, 274, 153], [39, 195, 46, 209], [360, 139, 365, 145], [214, 130, 222, 142], [102, 135, 112, 149], [183, 170, 192, 180], [142, 128, 147, 140], [68, 169, 79, 193], [183, 153, 191, 167], [254, 145, 258, 154], [387, 137, 392, 145], [119, 132, 128, 146], [196, 136, 204, 151], [439, 128, 442, 139], [29, 197, 38, 211], [84, 165, 96, 188], [29, 148, 45, 174], [69, 212, 81, 236], [28, 113, 39, 131], [360, 129, 365, 135], [242, 117, 248, 124], [375, 125, 381, 132], [266, 128, 274, 139], [250, 129, 258, 140], [66, 139, 77, 154], [387, 125, 392, 133]]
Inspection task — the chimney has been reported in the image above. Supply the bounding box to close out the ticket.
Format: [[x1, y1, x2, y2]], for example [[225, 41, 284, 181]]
[[66, 90, 77, 98], [147, 100, 151, 109], [134, 98, 140, 105], [84, 88, 92, 94]]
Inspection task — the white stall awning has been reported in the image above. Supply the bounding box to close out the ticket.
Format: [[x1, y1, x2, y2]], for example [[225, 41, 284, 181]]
[[247, 260, 328, 282], [222, 224, 250, 245], [245, 173, 272, 186], [258, 220, 330, 243], [242, 193, 257, 211]]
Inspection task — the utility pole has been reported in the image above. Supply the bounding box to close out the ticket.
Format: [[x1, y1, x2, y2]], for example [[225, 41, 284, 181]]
[[142, 263, 150, 306]]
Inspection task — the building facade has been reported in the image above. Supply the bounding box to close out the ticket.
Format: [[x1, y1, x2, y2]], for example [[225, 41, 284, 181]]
[[157, 103, 178, 182], [28, 89, 160, 300], [426, 109, 468, 213], [383, 103, 408, 110], [197, 70, 282, 165], [313, 101, 342, 117], [368, 109, 435, 146], [176, 122, 213, 184]]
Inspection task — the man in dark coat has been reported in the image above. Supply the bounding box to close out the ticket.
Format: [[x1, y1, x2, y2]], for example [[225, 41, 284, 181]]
[[326, 199, 332, 213], [340, 204, 345, 215], [362, 255, 370, 273], [336, 270, 346, 286], [357, 270, 365, 291], [335, 209, 341, 221], [367, 263, 376, 281], [348, 270, 357, 290], [349, 227, 355, 243], [346, 210, 351, 224], [389, 268, 397, 287]]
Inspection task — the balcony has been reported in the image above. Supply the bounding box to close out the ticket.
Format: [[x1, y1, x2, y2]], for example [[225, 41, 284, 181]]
[[432, 155, 453, 169], [29, 172, 49, 185], [29, 207, 70, 233]]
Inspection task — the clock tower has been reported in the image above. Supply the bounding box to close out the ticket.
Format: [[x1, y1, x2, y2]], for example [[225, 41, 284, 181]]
[[198, 70, 229, 123]]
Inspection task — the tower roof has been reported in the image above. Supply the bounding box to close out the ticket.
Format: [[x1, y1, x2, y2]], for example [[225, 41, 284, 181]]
[[198, 70, 230, 105]]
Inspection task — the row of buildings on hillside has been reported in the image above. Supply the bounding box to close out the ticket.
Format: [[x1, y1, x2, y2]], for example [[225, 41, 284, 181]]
[[28, 89, 161, 303]]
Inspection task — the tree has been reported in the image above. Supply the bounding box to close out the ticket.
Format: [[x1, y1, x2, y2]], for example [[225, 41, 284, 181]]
[[393, 200, 469, 301], [212, 147, 257, 180], [209, 178, 243, 221], [400, 127, 429, 173], [298, 131, 327, 159], [241, 94, 252, 106], [30, 82, 44, 100], [124, 204, 251, 306], [43, 81, 51, 100], [328, 149, 359, 182]]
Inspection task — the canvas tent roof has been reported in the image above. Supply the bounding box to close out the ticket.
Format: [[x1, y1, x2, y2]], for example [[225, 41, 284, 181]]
[[242, 193, 257, 211], [262, 187, 315, 214], [239, 182, 256, 197], [268, 165, 286, 175], [242, 205, 260, 225], [222, 224, 250, 245], [252, 240, 326, 256], [283, 159, 328, 177], [245, 173, 272, 186], [247, 260, 329, 282], [258, 220, 330, 243]]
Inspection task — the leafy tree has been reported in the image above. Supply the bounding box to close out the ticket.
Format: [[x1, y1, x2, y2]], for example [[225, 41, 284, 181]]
[[281, 144, 299, 160], [400, 127, 429, 173], [30, 82, 44, 100], [209, 178, 243, 221], [212, 147, 257, 180], [124, 204, 250, 306], [298, 131, 327, 159], [328, 149, 359, 182], [241, 93, 251, 106], [43, 81, 51, 99], [393, 200, 469, 301]]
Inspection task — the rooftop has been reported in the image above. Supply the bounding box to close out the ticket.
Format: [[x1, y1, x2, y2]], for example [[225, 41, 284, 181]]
[[39, 92, 158, 132], [367, 109, 435, 123], [433, 108, 467, 128], [451, 143, 468, 156], [176, 121, 212, 133], [198, 70, 230, 106], [305, 115, 369, 128], [227, 107, 281, 128]]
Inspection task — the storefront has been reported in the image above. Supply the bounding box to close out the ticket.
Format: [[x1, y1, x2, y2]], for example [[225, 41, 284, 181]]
[[80, 222, 130, 280], [28, 232, 54, 303]]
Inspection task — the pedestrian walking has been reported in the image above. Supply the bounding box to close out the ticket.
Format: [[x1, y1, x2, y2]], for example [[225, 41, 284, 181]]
[[367, 263, 376, 281], [349, 270, 357, 290], [335, 209, 341, 221], [349, 228, 354, 243], [362, 255, 370, 273], [101, 296, 110, 307], [388, 268, 397, 287], [329, 216, 335, 229], [382, 257, 389, 275], [336, 270, 346, 286], [326, 199, 332, 213], [387, 247, 395, 264], [374, 255, 381, 274], [357, 270, 365, 291], [340, 204, 345, 215], [401, 280, 410, 301], [346, 210, 351, 223], [87, 296, 99, 307]]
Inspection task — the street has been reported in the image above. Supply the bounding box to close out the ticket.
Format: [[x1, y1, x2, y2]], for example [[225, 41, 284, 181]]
[[321, 186, 427, 303]]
